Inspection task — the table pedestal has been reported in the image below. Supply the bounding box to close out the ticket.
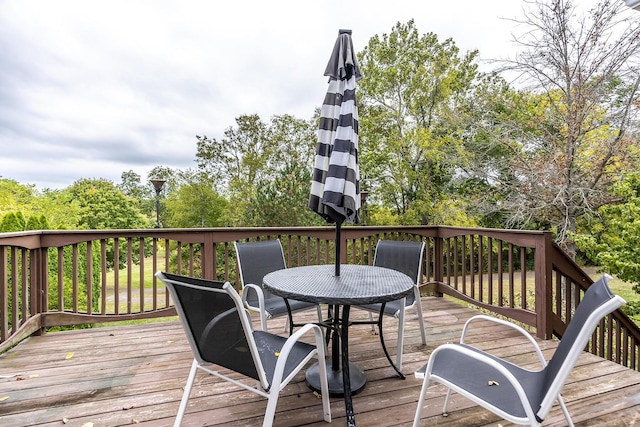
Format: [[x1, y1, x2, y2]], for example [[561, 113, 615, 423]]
[[262, 265, 414, 427], [305, 360, 366, 397]]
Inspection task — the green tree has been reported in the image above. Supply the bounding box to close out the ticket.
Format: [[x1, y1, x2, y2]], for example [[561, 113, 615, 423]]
[[245, 163, 323, 227], [357, 20, 479, 225], [196, 113, 318, 227], [0, 178, 37, 215], [66, 178, 148, 230], [164, 170, 229, 228], [574, 172, 640, 293], [118, 170, 154, 215], [484, 0, 640, 257], [0, 211, 26, 232], [196, 114, 270, 194]]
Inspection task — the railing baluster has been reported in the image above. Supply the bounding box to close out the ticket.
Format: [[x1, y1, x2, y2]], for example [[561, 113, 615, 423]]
[[0, 226, 637, 371], [139, 238, 145, 313]]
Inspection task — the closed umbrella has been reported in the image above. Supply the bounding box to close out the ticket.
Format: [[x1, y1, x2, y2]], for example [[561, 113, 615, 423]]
[[309, 29, 362, 276]]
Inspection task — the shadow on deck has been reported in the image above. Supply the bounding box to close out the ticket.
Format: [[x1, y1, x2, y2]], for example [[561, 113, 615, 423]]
[[1, 296, 639, 426]]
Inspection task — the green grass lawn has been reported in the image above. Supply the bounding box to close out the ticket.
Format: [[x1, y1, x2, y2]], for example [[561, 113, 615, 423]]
[[585, 267, 640, 324], [99, 257, 640, 326]]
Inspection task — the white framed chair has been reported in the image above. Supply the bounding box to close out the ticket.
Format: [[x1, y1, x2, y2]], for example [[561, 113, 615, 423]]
[[234, 239, 323, 333], [354, 239, 427, 372], [413, 274, 625, 426], [156, 271, 331, 427]]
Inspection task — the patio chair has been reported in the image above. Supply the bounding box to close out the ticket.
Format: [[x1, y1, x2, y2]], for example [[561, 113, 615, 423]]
[[412, 274, 626, 427], [235, 239, 323, 333], [354, 239, 427, 372], [156, 271, 331, 427]]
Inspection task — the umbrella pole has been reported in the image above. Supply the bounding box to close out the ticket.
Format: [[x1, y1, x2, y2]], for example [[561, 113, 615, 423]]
[[335, 220, 342, 276]]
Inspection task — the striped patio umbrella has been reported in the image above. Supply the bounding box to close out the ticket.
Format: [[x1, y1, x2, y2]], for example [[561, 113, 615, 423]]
[[309, 29, 362, 276]]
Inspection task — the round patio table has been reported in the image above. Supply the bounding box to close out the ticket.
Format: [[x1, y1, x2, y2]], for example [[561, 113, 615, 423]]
[[263, 264, 413, 427]]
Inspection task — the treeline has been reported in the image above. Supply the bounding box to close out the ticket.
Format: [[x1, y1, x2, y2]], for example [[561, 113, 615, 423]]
[[2, 1, 640, 291]]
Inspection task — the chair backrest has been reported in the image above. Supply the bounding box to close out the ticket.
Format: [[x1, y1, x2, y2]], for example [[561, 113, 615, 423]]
[[538, 275, 625, 418], [234, 240, 287, 304], [373, 239, 425, 305], [157, 272, 263, 382]]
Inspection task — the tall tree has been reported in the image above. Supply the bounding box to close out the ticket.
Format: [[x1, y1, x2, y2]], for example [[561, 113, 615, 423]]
[[485, 0, 640, 257], [66, 178, 148, 230], [245, 163, 323, 227], [164, 170, 229, 228], [0, 178, 38, 218], [195, 114, 270, 194], [196, 113, 318, 226], [357, 20, 479, 225]]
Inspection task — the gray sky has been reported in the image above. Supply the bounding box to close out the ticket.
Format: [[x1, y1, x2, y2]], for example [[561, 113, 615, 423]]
[[0, 0, 593, 190]]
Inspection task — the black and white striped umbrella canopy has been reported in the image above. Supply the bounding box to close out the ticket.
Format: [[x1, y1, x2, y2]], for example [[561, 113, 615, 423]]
[[309, 29, 362, 275]]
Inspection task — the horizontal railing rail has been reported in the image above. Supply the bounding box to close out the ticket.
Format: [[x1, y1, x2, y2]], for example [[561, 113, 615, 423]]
[[1, 225, 638, 370]]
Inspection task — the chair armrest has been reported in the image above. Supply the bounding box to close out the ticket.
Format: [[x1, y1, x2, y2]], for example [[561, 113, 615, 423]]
[[242, 283, 265, 308], [460, 315, 546, 367], [243, 284, 268, 331], [270, 323, 327, 386]]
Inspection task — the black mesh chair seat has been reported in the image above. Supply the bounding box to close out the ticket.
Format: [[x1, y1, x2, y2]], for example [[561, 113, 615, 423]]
[[417, 344, 546, 420], [261, 297, 319, 318], [253, 330, 316, 386], [413, 275, 626, 426], [156, 271, 331, 427], [357, 299, 404, 317]]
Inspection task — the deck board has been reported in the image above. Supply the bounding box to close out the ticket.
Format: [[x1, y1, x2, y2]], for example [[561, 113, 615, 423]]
[[1, 296, 639, 426]]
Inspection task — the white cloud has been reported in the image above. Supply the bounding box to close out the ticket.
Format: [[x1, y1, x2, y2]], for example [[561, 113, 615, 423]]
[[0, 0, 601, 190]]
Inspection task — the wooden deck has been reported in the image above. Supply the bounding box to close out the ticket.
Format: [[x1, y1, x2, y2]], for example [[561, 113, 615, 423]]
[[2, 296, 640, 427]]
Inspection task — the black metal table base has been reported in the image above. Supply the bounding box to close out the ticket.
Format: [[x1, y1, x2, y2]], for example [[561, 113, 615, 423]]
[[263, 265, 415, 427], [305, 359, 366, 397]]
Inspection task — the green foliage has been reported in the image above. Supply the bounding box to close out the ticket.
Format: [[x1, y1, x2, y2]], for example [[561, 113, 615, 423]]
[[65, 178, 149, 230], [461, 0, 640, 257], [118, 170, 154, 215], [573, 172, 640, 293], [164, 171, 230, 228], [357, 20, 479, 225], [195, 114, 318, 227], [622, 301, 640, 318], [244, 163, 324, 227], [0, 178, 37, 214], [0, 211, 26, 231]]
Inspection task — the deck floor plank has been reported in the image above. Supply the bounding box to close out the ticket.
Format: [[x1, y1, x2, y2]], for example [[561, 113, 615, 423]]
[[2, 296, 639, 426]]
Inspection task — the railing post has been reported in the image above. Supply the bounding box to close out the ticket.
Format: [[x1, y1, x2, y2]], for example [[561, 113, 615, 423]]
[[0, 246, 7, 342], [534, 232, 554, 339], [30, 247, 48, 336], [201, 231, 215, 280], [339, 228, 348, 268], [433, 234, 444, 296]]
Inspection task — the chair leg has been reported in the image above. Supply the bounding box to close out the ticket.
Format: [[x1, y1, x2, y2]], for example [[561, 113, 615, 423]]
[[556, 395, 574, 427], [316, 337, 332, 423], [263, 390, 279, 427], [174, 359, 198, 427], [368, 311, 375, 331], [396, 305, 405, 371], [442, 389, 452, 415], [413, 374, 431, 427], [415, 292, 427, 345]]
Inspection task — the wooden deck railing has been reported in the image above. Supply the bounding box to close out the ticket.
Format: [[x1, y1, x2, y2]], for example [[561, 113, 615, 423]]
[[1, 225, 638, 371]]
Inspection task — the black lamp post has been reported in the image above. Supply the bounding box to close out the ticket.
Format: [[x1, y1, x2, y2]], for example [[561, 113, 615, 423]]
[[150, 179, 166, 228], [360, 190, 368, 226]]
